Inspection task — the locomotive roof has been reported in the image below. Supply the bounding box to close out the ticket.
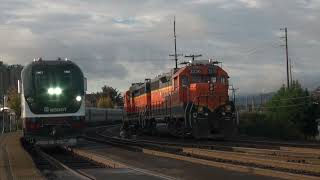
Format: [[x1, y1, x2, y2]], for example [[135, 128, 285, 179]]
[[23, 59, 80, 70], [129, 82, 145, 91], [22, 59, 83, 79], [128, 60, 227, 91], [30, 59, 78, 66]]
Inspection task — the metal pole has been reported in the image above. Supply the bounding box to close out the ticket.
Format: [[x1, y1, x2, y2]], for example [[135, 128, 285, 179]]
[[285, 28, 289, 89], [280, 27, 290, 89], [2, 96, 4, 133], [1, 70, 4, 134], [9, 113, 11, 132], [174, 17, 177, 69]]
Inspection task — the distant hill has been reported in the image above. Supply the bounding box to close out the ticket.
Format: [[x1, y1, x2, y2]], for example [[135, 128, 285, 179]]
[[236, 92, 274, 106]]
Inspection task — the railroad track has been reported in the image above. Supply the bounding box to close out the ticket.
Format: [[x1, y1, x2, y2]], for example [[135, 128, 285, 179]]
[[83, 130, 320, 180], [22, 141, 108, 180], [91, 125, 320, 165], [96, 123, 320, 150]]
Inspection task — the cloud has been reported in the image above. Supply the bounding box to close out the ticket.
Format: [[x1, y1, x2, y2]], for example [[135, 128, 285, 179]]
[[0, 0, 319, 95], [238, 0, 260, 8]]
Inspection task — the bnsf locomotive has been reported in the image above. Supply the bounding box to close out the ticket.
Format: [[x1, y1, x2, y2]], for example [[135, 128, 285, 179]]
[[21, 58, 86, 146], [123, 59, 237, 138]]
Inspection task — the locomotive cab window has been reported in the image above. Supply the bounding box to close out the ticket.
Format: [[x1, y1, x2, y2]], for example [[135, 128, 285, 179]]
[[191, 75, 210, 83], [181, 75, 189, 87], [174, 77, 178, 90], [220, 76, 228, 85]]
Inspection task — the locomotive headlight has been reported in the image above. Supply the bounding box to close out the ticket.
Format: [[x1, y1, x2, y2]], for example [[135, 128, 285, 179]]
[[225, 105, 231, 111], [76, 95, 82, 102], [54, 87, 62, 95], [48, 88, 55, 95], [48, 87, 62, 95]]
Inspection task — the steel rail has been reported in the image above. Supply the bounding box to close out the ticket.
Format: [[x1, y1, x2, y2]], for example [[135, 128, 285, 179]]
[[34, 146, 96, 180]]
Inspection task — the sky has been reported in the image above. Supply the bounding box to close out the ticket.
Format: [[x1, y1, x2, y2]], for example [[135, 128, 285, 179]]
[[0, 0, 319, 95]]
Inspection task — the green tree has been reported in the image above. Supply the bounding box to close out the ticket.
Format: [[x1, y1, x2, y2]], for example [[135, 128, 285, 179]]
[[6, 87, 21, 116], [265, 80, 318, 139], [97, 85, 123, 107], [97, 96, 114, 108]]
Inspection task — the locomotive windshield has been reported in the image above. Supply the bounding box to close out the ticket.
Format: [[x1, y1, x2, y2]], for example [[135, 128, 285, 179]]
[[191, 75, 216, 83], [34, 69, 75, 93]]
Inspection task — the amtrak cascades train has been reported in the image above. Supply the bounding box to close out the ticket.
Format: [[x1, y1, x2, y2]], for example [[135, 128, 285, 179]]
[[20, 58, 86, 146]]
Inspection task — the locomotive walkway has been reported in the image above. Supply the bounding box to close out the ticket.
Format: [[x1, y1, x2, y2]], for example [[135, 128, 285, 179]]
[[0, 132, 44, 180]]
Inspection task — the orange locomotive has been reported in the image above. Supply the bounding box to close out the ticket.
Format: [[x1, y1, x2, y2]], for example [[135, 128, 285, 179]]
[[123, 59, 237, 138]]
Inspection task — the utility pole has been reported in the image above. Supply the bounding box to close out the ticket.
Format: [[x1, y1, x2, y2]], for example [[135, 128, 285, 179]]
[[185, 54, 202, 62], [252, 96, 255, 112], [229, 85, 239, 105], [280, 27, 290, 89], [169, 16, 183, 69], [246, 96, 248, 111], [289, 58, 293, 86], [1, 70, 4, 134], [260, 93, 263, 112]]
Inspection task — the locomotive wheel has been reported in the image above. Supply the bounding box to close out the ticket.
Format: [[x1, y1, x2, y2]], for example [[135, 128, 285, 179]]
[[150, 119, 157, 136], [168, 118, 186, 138]]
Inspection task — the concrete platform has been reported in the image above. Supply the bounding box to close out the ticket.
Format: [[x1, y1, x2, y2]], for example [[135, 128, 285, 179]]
[[76, 139, 280, 180], [0, 132, 44, 180]]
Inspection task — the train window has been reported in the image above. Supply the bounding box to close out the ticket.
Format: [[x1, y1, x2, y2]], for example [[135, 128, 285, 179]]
[[160, 76, 169, 83], [220, 76, 228, 85], [221, 77, 225, 84], [151, 80, 160, 90], [191, 75, 201, 83], [174, 77, 178, 90], [134, 90, 139, 96], [181, 76, 189, 87], [139, 87, 145, 95], [191, 75, 210, 83], [208, 66, 216, 74]]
